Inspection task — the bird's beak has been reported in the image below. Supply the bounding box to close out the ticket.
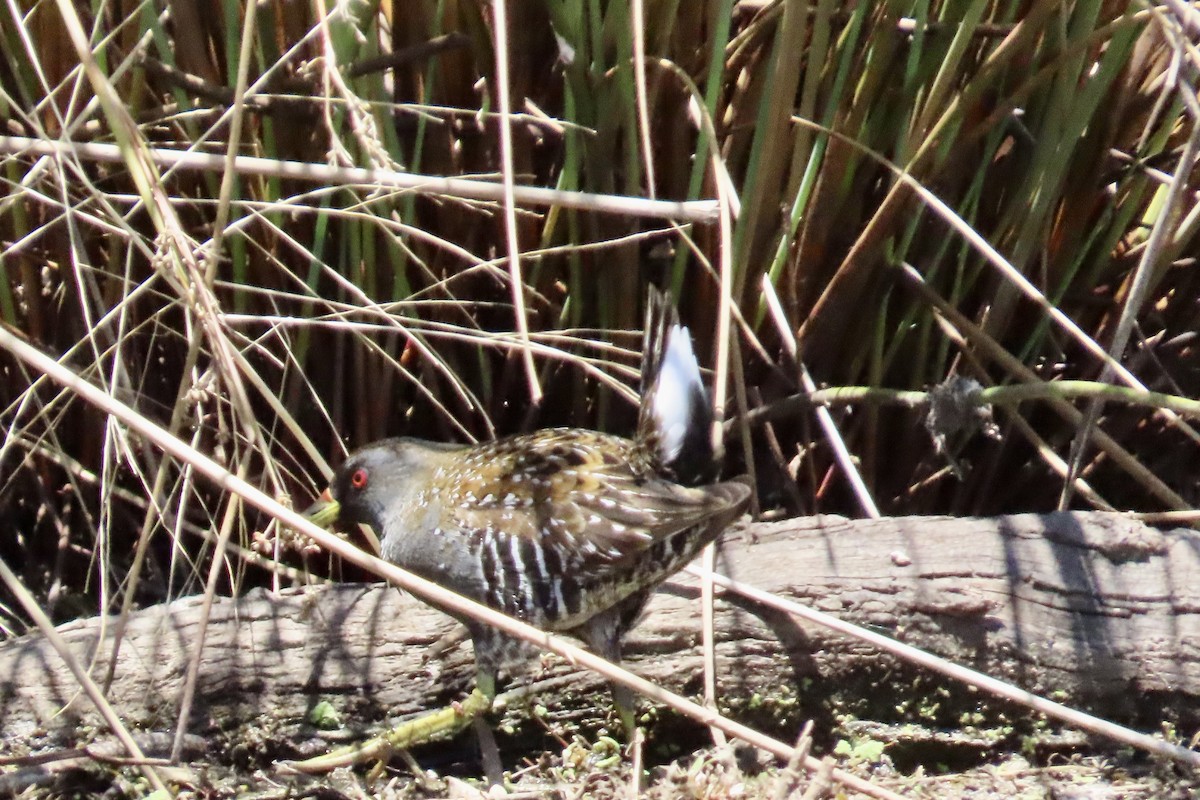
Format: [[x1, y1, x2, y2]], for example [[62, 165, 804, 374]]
[[304, 487, 341, 528]]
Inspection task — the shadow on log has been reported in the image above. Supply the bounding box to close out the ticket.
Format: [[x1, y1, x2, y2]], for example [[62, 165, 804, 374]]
[[2, 511, 1197, 751]]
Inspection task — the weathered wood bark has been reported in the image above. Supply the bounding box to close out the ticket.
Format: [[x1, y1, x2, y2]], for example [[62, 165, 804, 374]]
[[2, 511, 1197, 750]]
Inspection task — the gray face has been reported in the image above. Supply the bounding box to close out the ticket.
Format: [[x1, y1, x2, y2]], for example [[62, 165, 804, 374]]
[[330, 438, 447, 531], [330, 437, 482, 588]]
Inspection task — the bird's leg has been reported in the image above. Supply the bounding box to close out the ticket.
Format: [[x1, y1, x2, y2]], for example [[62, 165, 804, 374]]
[[467, 668, 505, 785], [584, 608, 640, 741], [281, 673, 496, 774], [585, 611, 646, 793], [611, 680, 638, 740]]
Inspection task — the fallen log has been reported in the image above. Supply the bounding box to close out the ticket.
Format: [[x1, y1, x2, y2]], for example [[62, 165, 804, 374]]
[[1, 511, 1197, 752]]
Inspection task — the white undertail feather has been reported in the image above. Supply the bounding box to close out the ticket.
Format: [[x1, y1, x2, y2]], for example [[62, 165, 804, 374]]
[[638, 289, 716, 485], [652, 323, 705, 464]]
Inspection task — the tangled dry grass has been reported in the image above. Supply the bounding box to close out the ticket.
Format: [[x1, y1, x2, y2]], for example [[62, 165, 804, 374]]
[[3, 1, 1200, 797]]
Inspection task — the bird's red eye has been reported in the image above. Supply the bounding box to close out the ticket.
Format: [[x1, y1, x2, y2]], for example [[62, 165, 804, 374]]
[[350, 468, 369, 490]]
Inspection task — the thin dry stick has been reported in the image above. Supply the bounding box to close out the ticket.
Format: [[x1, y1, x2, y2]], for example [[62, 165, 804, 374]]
[[761, 276, 880, 518], [700, 107, 741, 749], [729, 340, 761, 517], [631, 0, 657, 200], [490, 0, 541, 404], [0, 127, 721, 217], [770, 721, 815, 800], [627, 727, 645, 800], [799, 757, 836, 800], [203, 0, 258, 278], [0, 325, 906, 800], [701, 544, 724, 748], [653, 65, 766, 725]]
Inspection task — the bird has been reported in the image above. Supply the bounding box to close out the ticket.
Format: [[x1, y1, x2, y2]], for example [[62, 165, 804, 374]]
[[297, 290, 751, 769]]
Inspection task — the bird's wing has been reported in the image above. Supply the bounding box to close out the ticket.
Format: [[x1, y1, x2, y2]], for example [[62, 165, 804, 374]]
[[443, 430, 749, 570]]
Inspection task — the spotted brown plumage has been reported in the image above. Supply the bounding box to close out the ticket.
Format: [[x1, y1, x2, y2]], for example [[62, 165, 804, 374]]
[[330, 429, 749, 674], [306, 290, 751, 756]]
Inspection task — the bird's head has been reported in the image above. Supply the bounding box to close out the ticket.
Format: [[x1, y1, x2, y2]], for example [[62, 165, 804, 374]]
[[306, 438, 460, 533]]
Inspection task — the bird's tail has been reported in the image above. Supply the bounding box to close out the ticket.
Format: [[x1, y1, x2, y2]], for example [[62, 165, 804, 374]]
[[635, 288, 717, 485]]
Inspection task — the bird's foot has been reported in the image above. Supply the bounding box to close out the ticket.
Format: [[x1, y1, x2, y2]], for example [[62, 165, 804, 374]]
[[280, 687, 494, 775]]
